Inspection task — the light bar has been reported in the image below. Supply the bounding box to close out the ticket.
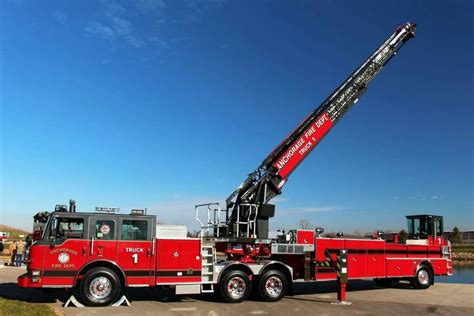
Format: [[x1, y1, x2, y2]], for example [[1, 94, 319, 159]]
[[130, 209, 146, 215], [95, 207, 119, 213]]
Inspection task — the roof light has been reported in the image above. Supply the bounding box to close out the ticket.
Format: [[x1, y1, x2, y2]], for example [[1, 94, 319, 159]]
[[95, 207, 119, 213], [130, 209, 146, 215]]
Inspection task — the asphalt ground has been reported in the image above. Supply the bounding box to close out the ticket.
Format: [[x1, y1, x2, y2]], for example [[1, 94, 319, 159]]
[[0, 263, 472, 316]]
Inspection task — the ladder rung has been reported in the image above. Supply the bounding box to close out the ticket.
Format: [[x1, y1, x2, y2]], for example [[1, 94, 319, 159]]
[[201, 289, 214, 293], [201, 284, 214, 293]]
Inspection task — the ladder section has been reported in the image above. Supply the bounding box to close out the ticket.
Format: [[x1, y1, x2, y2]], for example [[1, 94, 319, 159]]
[[200, 239, 216, 286], [231, 203, 258, 238]]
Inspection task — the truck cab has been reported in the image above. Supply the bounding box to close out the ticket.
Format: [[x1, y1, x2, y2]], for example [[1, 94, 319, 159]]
[[406, 215, 444, 239], [20, 206, 157, 303]]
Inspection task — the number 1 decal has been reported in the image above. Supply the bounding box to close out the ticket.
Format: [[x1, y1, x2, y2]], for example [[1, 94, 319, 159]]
[[132, 253, 138, 264]]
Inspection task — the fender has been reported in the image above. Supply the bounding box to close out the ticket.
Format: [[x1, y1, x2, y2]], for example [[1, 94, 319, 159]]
[[215, 260, 293, 283], [75, 259, 127, 287], [416, 260, 434, 285]]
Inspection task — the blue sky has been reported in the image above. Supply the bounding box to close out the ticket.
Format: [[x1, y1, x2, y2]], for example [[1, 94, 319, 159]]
[[1, 0, 473, 234]]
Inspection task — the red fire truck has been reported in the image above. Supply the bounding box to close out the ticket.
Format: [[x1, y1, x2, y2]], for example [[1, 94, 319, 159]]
[[18, 22, 453, 306]]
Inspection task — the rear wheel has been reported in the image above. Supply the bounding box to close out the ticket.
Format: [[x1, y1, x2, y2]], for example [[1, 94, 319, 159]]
[[80, 267, 122, 306], [413, 266, 432, 289], [258, 270, 288, 302], [218, 270, 251, 303]]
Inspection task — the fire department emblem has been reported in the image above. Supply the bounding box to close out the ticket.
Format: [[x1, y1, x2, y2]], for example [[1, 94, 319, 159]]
[[58, 252, 70, 264], [100, 224, 111, 235]]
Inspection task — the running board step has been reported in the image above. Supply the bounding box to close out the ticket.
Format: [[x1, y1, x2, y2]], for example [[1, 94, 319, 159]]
[[201, 284, 214, 293]]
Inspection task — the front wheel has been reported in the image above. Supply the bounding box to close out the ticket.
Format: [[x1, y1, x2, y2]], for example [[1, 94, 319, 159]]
[[218, 270, 252, 303], [413, 266, 432, 289], [258, 270, 288, 302], [80, 267, 122, 306]]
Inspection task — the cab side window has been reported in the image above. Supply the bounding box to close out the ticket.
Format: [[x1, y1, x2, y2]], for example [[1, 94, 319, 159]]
[[51, 217, 84, 243], [121, 220, 148, 240]]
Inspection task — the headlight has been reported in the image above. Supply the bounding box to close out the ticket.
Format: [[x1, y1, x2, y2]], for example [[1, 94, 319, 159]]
[[31, 270, 40, 276]]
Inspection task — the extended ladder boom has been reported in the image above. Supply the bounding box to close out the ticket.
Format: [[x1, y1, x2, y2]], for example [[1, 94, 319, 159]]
[[225, 22, 416, 237]]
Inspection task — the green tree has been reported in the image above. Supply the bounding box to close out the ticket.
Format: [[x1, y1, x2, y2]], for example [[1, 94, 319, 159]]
[[398, 229, 408, 243], [451, 226, 463, 244]]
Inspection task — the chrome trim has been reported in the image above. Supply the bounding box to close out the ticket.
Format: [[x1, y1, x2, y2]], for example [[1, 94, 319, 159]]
[[386, 258, 446, 261], [156, 282, 203, 285]]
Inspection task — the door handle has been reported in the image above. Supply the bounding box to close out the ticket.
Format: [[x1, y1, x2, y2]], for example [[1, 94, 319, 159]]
[[147, 248, 151, 257], [90, 237, 94, 255], [82, 247, 87, 256]]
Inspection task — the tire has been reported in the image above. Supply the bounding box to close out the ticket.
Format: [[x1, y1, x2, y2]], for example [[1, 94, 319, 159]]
[[413, 266, 432, 289], [218, 270, 252, 303], [258, 270, 288, 302], [80, 267, 122, 306]]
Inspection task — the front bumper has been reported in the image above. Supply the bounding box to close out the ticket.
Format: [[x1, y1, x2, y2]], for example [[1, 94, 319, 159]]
[[17, 272, 42, 288], [17, 272, 30, 287]]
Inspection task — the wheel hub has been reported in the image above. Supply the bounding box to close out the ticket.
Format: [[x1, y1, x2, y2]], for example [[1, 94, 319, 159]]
[[227, 276, 246, 299], [418, 270, 429, 285], [265, 276, 283, 297], [89, 276, 112, 300]]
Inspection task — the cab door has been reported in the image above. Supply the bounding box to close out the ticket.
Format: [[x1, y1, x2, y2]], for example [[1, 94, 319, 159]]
[[117, 216, 155, 286], [41, 215, 88, 287], [87, 217, 118, 264]]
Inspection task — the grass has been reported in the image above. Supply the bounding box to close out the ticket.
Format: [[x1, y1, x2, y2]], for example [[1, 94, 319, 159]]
[[0, 297, 56, 316]]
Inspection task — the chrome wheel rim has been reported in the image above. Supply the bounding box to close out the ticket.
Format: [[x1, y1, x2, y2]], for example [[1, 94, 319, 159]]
[[226, 276, 246, 299], [265, 276, 283, 297], [417, 270, 429, 285], [89, 276, 112, 300]]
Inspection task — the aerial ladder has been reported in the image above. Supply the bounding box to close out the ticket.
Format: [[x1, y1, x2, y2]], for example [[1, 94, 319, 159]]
[[220, 22, 417, 239]]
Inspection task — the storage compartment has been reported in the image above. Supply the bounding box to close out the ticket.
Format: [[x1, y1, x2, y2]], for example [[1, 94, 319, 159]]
[[156, 239, 202, 284], [297, 230, 315, 244], [156, 225, 188, 239]]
